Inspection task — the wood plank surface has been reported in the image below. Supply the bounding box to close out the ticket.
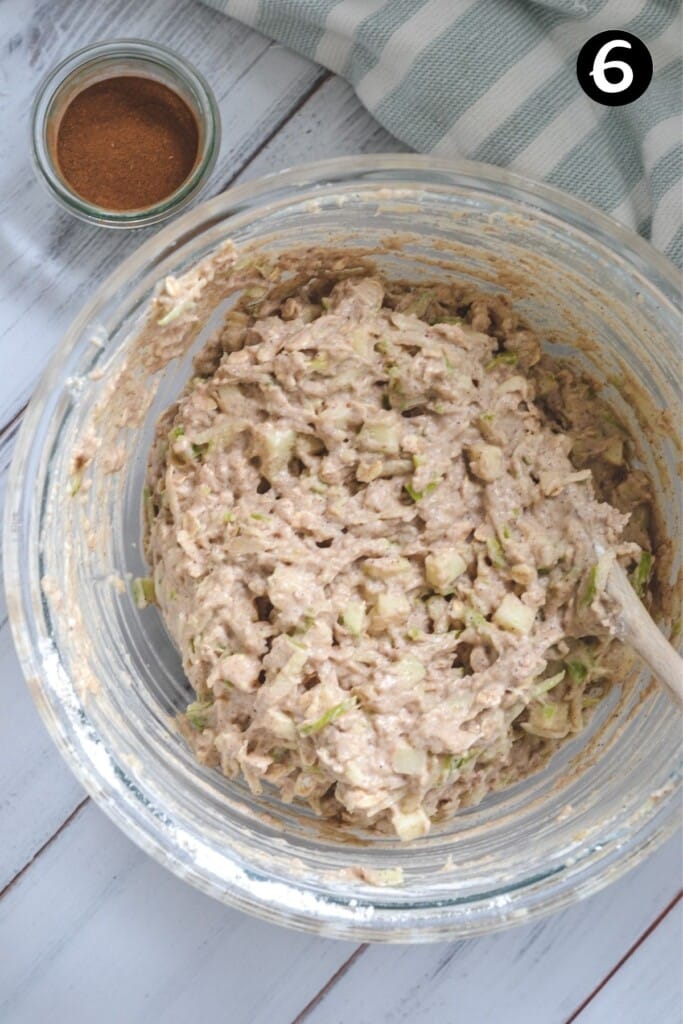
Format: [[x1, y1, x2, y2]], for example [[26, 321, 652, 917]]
[[0, 799, 679, 1024], [296, 836, 682, 1024], [240, 74, 408, 182], [0, 1, 680, 1021], [0, 802, 356, 1024], [573, 894, 682, 1024]]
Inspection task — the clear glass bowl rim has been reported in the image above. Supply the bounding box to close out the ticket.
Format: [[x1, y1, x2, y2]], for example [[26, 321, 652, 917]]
[[4, 154, 681, 942], [30, 38, 221, 228]]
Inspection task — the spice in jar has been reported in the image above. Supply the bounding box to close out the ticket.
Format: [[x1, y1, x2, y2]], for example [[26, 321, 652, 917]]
[[54, 76, 200, 211]]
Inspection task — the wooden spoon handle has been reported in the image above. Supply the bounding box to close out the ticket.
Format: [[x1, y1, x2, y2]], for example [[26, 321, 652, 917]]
[[607, 562, 683, 708]]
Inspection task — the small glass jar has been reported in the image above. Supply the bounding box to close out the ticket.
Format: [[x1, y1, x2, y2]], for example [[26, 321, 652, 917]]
[[31, 39, 221, 229]]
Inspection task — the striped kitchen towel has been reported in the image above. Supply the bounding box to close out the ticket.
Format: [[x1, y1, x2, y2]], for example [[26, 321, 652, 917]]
[[202, 0, 682, 269]]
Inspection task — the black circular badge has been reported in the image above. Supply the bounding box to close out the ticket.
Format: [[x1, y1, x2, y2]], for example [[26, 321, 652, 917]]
[[577, 30, 653, 106]]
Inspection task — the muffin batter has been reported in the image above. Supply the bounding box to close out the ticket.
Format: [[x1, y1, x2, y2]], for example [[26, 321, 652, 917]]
[[142, 271, 653, 839]]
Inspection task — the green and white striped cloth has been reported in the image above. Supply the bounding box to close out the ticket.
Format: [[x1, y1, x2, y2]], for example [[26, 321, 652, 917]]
[[203, 0, 682, 269]]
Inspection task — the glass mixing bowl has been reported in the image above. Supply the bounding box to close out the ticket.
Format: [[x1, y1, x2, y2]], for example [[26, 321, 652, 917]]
[[4, 156, 681, 941]]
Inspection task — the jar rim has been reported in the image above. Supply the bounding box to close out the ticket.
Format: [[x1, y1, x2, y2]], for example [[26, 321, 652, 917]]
[[30, 38, 221, 228]]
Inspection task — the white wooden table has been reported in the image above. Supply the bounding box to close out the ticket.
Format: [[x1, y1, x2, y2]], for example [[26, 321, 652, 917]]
[[0, 2, 681, 1020]]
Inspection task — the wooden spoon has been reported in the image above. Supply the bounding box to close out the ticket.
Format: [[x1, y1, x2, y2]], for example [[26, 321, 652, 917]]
[[606, 561, 683, 707]]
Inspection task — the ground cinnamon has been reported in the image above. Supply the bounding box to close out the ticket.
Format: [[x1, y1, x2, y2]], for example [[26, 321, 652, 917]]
[[55, 76, 199, 211]]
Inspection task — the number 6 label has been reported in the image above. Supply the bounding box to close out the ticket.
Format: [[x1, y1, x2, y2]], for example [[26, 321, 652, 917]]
[[577, 30, 653, 106], [591, 39, 634, 93]]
